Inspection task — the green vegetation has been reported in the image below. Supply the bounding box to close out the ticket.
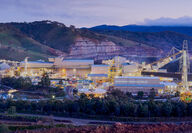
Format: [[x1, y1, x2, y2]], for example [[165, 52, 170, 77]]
[[149, 88, 156, 100], [1, 76, 65, 99], [0, 24, 58, 61], [0, 124, 10, 133], [137, 91, 144, 99], [11, 21, 78, 53], [0, 114, 42, 122], [175, 91, 180, 97], [7, 106, 16, 114], [11, 21, 157, 55], [0, 90, 191, 118], [9, 124, 75, 132], [91, 29, 192, 51], [1, 77, 32, 89], [0, 21, 190, 61], [1, 75, 51, 90], [8, 21, 170, 55], [39, 73, 51, 88]]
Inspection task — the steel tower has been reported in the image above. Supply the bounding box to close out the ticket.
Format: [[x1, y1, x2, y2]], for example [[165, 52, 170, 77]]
[[180, 40, 190, 91]]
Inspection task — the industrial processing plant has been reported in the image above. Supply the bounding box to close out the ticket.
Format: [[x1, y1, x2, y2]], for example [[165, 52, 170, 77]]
[[0, 40, 191, 101]]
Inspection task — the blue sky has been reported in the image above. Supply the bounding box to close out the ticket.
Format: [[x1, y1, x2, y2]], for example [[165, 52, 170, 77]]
[[0, 0, 192, 27]]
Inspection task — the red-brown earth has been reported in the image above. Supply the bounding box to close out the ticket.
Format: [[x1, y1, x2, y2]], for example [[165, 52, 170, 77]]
[[15, 123, 192, 133]]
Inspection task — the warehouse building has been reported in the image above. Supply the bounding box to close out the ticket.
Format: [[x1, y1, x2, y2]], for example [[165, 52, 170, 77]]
[[87, 74, 108, 83], [19, 60, 53, 77], [87, 64, 110, 83], [53, 57, 94, 78], [114, 76, 165, 95], [122, 63, 140, 76], [19, 57, 94, 78], [91, 65, 109, 74]]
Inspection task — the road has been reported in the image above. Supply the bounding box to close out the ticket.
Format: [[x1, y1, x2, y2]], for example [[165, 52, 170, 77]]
[[12, 97, 66, 102], [16, 113, 192, 126], [17, 113, 115, 125], [65, 86, 75, 100]]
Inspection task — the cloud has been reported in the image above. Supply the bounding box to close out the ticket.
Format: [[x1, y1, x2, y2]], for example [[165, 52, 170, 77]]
[[0, 0, 138, 27], [1, 0, 192, 27], [142, 16, 192, 26]]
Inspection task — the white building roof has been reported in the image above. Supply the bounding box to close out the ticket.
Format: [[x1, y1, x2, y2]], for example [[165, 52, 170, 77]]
[[160, 82, 177, 86], [63, 59, 94, 63], [0, 63, 10, 70], [92, 65, 109, 67], [78, 88, 106, 94], [20, 60, 53, 68], [88, 74, 108, 77], [115, 76, 159, 79], [21, 61, 53, 65]]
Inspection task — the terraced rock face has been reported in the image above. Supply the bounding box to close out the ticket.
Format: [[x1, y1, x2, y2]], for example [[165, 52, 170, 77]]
[[68, 37, 120, 60], [67, 37, 162, 60]]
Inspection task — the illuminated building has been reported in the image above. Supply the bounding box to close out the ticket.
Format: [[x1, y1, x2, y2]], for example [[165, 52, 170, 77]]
[[53, 57, 94, 78], [19, 60, 53, 77], [114, 76, 165, 95], [87, 74, 108, 83], [78, 88, 106, 97], [0, 62, 12, 77], [122, 63, 140, 76], [91, 65, 109, 74], [160, 82, 178, 94], [88, 65, 110, 83]]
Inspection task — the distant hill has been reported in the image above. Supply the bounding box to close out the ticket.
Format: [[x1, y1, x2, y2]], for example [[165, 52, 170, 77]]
[[0, 20, 192, 61], [90, 25, 192, 36], [8, 21, 160, 60], [89, 28, 192, 53]]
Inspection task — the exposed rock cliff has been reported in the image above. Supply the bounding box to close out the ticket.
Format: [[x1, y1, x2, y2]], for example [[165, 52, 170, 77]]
[[66, 37, 162, 60]]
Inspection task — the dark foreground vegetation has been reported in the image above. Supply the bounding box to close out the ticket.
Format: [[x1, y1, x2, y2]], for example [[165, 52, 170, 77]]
[[0, 89, 191, 119], [1, 74, 50, 90], [0, 124, 74, 133], [1, 75, 66, 98]]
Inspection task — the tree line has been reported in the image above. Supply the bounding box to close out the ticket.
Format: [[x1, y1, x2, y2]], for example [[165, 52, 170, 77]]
[[0, 89, 191, 118], [1, 73, 50, 90]]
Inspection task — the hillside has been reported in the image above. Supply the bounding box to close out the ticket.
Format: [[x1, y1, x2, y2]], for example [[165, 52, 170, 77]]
[[90, 29, 192, 53], [8, 21, 160, 60], [0, 24, 64, 61], [0, 20, 191, 61], [90, 25, 192, 36], [10, 21, 107, 53], [10, 21, 77, 53]]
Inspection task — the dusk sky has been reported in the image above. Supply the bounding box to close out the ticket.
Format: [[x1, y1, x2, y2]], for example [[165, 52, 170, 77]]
[[1, 0, 192, 27]]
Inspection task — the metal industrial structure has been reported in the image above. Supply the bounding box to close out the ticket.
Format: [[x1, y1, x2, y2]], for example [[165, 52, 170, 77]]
[[108, 57, 122, 83], [0, 40, 191, 99], [142, 49, 182, 72], [142, 40, 191, 101], [180, 40, 190, 91], [24, 57, 29, 77]]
